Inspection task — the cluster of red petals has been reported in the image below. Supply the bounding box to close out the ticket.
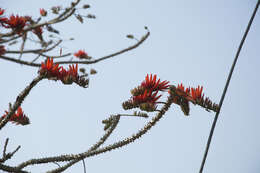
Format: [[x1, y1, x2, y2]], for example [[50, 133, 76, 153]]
[[1, 14, 28, 33], [123, 74, 168, 112], [169, 83, 219, 114], [59, 64, 79, 84], [0, 45, 6, 55], [1, 107, 30, 126], [0, 8, 8, 26], [40, 8, 47, 16], [39, 58, 60, 78], [133, 90, 161, 105], [173, 83, 203, 102], [74, 50, 89, 59], [141, 74, 169, 91], [170, 84, 193, 115], [191, 86, 203, 100], [0, 8, 4, 16], [39, 58, 88, 87]]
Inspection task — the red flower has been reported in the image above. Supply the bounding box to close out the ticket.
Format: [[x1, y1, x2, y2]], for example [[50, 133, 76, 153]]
[[40, 8, 47, 16], [58, 66, 68, 80], [0, 17, 8, 26], [141, 74, 169, 91], [2, 15, 28, 33], [68, 64, 78, 78], [0, 45, 6, 55], [177, 83, 190, 94], [60, 64, 78, 84], [132, 89, 161, 105], [0, 8, 7, 27], [191, 86, 204, 101], [0, 8, 4, 16], [74, 50, 88, 59], [175, 83, 194, 103], [39, 58, 61, 78], [1, 107, 30, 126], [39, 58, 88, 87], [169, 84, 204, 115]]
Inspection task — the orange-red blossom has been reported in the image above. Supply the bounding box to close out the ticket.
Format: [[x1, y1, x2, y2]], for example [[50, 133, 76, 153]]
[[1, 107, 30, 126], [39, 58, 88, 88]]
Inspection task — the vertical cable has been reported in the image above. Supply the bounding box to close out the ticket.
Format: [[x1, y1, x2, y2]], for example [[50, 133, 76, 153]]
[[199, 1, 260, 172]]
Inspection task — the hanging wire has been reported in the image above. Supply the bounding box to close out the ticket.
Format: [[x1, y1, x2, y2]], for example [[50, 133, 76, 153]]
[[199, 1, 260, 172]]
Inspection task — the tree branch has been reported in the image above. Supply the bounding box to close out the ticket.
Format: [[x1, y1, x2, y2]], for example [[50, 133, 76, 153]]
[[0, 75, 44, 130]]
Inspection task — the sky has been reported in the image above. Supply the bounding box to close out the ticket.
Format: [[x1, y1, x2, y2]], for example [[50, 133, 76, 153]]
[[1, 0, 260, 172]]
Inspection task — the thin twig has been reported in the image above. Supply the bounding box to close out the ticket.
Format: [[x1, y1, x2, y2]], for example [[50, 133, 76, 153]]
[[56, 31, 150, 65], [37, 53, 71, 59], [45, 115, 120, 173], [0, 55, 40, 67], [6, 40, 62, 54], [199, 1, 260, 172], [3, 138, 9, 158], [52, 162, 61, 168]]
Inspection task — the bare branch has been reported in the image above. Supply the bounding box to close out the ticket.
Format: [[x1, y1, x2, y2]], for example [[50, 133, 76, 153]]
[[2, 138, 9, 159], [5, 40, 62, 54], [0, 145, 21, 163], [57, 30, 150, 65], [0, 163, 29, 173], [0, 55, 40, 67], [18, 115, 120, 171]]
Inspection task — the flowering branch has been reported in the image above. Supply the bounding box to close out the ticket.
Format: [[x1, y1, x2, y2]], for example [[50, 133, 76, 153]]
[[0, 75, 44, 130], [0, 70, 220, 173], [0, 0, 80, 38]]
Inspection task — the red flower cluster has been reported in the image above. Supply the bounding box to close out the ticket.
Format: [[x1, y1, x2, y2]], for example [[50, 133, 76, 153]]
[[74, 50, 89, 59], [191, 86, 203, 101], [0, 45, 6, 55], [141, 74, 170, 91], [40, 8, 47, 16], [0, 8, 4, 16], [39, 58, 89, 87], [0, 8, 7, 26], [170, 83, 219, 115], [123, 74, 169, 112], [1, 107, 30, 126], [123, 74, 219, 115], [1, 14, 28, 34], [132, 90, 161, 105]]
